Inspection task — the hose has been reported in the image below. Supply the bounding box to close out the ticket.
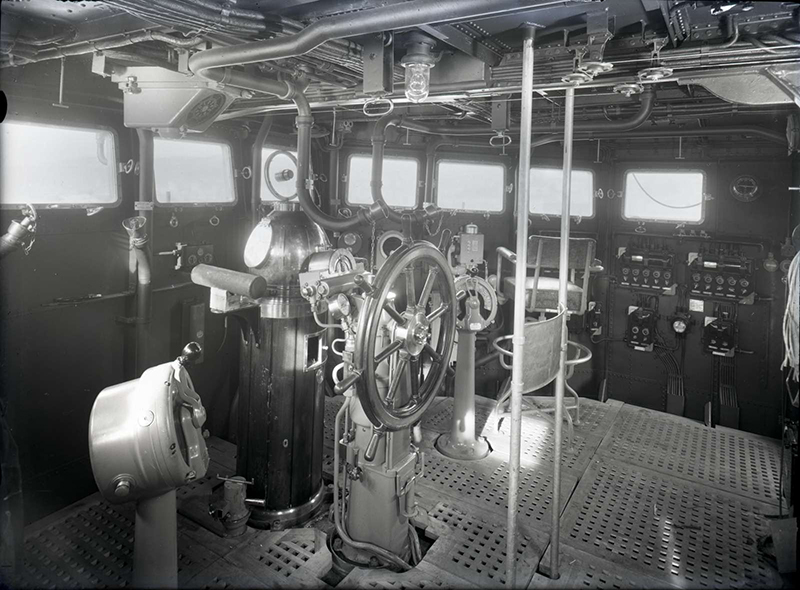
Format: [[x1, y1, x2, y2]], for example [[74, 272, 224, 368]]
[[332, 398, 412, 571]]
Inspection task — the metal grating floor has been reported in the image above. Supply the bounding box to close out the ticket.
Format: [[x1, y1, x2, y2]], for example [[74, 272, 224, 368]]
[[596, 405, 783, 505], [544, 457, 783, 589], [529, 544, 680, 589], [17, 393, 788, 589]]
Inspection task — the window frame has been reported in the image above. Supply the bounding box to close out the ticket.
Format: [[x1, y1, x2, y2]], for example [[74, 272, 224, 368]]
[[434, 155, 508, 215], [153, 134, 238, 208], [527, 165, 596, 220], [0, 118, 122, 210], [344, 151, 421, 210], [621, 167, 707, 225]]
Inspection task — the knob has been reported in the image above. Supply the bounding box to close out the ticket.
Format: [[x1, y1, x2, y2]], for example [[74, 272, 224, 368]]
[[179, 342, 203, 365], [114, 478, 132, 498]]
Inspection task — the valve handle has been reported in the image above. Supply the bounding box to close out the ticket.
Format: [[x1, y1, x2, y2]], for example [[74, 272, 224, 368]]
[[334, 370, 362, 395], [363, 428, 384, 462]]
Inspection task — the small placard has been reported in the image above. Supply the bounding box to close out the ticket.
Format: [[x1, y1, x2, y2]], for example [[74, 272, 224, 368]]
[[689, 298, 704, 313], [134, 201, 154, 211]]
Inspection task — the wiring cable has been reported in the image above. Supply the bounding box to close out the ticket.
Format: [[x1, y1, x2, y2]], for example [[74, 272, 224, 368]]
[[781, 250, 799, 406]]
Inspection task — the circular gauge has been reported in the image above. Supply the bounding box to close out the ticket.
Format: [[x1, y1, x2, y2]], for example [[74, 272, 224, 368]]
[[672, 319, 688, 334], [730, 175, 760, 202], [454, 275, 497, 332], [264, 150, 298, 201]]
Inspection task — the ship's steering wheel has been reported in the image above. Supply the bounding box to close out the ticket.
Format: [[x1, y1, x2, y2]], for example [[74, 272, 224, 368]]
[[351, 241, 457, 431]]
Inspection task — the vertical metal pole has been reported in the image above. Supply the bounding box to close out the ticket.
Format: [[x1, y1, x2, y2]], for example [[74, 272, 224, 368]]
[[549, 85, 576, 579], [133, 490, 178, 588], [506, 25, 535, 589]]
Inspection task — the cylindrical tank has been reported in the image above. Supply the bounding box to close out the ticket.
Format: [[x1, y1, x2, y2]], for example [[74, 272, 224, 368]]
[[238, 202, 330, 529]]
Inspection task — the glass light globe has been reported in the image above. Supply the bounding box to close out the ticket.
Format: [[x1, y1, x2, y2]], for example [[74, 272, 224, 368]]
[[403, 62, 433, 103]]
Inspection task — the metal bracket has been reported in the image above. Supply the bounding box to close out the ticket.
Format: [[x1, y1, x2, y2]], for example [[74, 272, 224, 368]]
[[361, 32, 394, 96]]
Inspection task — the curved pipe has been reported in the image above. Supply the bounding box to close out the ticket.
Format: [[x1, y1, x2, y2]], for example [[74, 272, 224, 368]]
[[294, 93, 372, 231], [371, 114, 404, 224], [188, 0, 571, 86], [250, 115, 273, 227]]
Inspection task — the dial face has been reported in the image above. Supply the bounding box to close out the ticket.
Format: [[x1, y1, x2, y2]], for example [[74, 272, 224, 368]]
[[730, 175, 760, 202], [672, 319, 688, 334], [454, 275, 497, 330], [243, 220, 273, 269]]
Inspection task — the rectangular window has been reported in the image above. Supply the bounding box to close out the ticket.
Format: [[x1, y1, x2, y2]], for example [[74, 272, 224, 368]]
[[436, 160, 505, 212], [260, 147, 298, 202], [623, 170, 704, 223], [346, 154, 418, 208], [529, 167, 594, 218], [0, 121, 118, 207], [154, 137, 235, 205]]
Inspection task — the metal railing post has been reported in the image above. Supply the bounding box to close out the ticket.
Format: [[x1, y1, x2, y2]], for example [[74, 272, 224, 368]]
[[549, 85, 576, 579], [506, 24, 536, 589]]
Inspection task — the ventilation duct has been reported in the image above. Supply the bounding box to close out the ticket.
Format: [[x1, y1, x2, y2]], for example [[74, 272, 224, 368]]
[[103, 65, 243, 134]]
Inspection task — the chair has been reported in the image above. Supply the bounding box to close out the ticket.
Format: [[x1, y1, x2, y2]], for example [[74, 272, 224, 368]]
[[496, 235, 598, 316], [492, 323, 592, 449]]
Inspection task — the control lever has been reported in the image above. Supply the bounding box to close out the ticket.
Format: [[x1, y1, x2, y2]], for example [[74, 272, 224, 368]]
[[363, 426, 385, 462], [178, 342, 203, 366]]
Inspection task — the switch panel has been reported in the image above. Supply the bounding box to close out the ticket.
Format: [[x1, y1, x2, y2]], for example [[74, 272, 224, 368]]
[[625, 306, 656, 352], [686, 252, 754, 303], [616, 244, 675, 294], [702, 316, 737, 357]]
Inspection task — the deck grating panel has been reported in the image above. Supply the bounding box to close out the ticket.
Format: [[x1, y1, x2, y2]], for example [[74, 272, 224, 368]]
[[547, 457, 783, 589], [417, 446, 577, 535], [422, 501, 547, 588], [13, 495, 219, 589], [529, 544, 680, 589], [596, 405, 783, 505]]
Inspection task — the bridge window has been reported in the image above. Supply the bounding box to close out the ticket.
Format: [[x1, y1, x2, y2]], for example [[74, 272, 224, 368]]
[[0, 121, 119, 207], [529, 167, 595, 218], [623, 169, 705, 223], [260, 147, 298, 202], [154, 137, 235, 205], [346, 154, 418, 208], [436, 160, 505, 212]]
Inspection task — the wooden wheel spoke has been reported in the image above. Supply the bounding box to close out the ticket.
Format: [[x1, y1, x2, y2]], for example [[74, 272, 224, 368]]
[[384, 357, 408, 406], [375, 339, 404, 365], [383, 302, 406, 326], [426, 303, 450, 322], [417, 267, 438, 309]]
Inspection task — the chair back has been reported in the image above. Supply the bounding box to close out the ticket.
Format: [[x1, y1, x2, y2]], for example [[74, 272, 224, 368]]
[[520, 309, 564, 393], [526, 235, 595, 271]]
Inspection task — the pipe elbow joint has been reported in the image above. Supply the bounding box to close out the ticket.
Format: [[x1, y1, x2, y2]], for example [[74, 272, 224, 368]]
[[365, 201, 389, 223]]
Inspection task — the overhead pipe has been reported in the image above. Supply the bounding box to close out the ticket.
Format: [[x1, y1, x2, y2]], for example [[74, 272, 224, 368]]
[[526, 125, 788, 150], [1, 30, 206, 67], [550, 85, 577, 580], [396, 87, 655, 137], [506, 25, 536, 590], [187, 0, 573, 85]]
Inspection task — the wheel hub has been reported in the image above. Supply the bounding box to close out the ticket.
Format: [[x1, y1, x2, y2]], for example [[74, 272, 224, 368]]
[[396, 311, 430, 357]]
